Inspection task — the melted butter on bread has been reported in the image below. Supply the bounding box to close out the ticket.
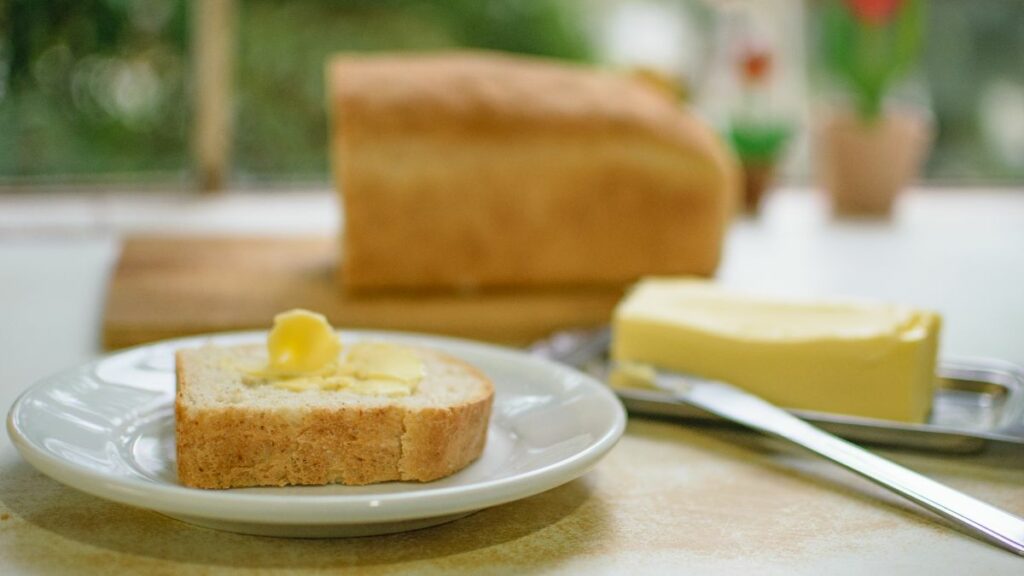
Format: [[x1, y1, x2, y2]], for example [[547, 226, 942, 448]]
[[240, 309, 423, 396], [266, 309, 341, 376]]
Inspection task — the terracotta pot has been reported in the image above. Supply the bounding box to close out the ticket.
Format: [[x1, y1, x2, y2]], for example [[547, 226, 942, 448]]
[[817, 110, 931, 216]]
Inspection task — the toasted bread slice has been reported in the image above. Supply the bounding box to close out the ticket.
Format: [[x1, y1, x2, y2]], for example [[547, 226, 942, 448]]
[[175, 344, 493, 489]]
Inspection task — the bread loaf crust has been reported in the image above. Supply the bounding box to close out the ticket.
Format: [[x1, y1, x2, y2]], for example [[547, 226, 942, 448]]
[[175, 347, 493, 489], [328, 51, 737, 290]]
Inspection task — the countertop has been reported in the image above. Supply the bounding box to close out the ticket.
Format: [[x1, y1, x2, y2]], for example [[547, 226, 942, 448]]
[[1, 187, 1022, 574]]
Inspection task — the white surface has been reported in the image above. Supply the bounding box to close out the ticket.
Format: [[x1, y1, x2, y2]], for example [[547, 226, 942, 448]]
[[0, 189, 338, 235], [7, 330, 626, 537]]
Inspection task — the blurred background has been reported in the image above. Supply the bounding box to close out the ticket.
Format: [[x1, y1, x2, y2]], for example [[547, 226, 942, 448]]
[[1, 0, 1022, 190]]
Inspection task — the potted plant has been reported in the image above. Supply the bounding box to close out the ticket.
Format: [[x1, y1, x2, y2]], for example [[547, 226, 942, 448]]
[[728, 45, 792, 213], [817, 0, 930, 215]]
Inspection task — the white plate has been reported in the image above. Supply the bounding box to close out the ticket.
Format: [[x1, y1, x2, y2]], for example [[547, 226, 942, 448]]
[[7, 330, 625, 538]]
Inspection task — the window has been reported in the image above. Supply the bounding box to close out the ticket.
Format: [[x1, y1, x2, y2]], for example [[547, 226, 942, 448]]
[[2, 0, 1021, 189]]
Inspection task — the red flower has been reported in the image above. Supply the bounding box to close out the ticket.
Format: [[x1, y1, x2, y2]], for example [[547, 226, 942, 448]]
[[738, 48, 772, 85], [846, 0, 902, 26]]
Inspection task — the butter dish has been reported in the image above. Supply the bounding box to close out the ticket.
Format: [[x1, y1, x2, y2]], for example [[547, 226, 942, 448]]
[[530, 328, 1024, 454]]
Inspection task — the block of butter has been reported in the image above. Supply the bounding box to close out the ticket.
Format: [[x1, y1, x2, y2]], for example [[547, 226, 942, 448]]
[[612, 278, 941, 422]]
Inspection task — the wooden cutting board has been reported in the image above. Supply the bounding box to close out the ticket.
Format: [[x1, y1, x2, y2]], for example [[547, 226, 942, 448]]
[[102, 235, 624, 350]]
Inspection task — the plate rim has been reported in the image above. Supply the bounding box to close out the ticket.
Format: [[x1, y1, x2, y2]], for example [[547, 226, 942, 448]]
[[7, 329, 627, 525]]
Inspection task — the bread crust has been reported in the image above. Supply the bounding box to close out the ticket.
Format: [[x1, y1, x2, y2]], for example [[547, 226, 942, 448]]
[[175, 348, 493, 489], [328, 51, 738, 290]]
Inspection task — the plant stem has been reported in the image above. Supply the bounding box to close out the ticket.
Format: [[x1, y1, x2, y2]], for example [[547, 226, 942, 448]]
[[859, 84, 883, 121], [855, 23, 887, 122]]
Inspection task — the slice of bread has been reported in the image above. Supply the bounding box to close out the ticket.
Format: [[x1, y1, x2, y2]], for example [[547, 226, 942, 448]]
[[175, 343, 493, 489]]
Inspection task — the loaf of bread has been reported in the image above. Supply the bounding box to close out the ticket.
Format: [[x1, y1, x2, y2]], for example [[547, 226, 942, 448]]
[[328, 51, 737, 290], [175, 344, 493, 489]]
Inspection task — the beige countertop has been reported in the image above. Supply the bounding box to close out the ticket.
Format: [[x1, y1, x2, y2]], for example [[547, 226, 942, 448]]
[[1, 188, 1023, 574], [2, 420, 1021, 574]]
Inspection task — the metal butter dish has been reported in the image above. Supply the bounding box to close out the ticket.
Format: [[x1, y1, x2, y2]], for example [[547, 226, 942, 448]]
[[529, 328, 1024, 454]]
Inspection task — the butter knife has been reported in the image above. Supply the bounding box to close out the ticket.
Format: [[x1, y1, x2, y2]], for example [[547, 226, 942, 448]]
[[641, 367, 1024, 557]]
